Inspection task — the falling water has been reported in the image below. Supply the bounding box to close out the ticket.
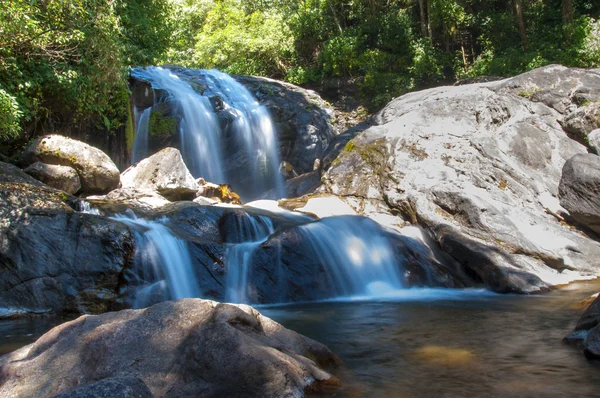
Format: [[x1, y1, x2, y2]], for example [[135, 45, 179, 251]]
[[131, 66, 285, 199], [202, 69, 285, 197], [132, 67, 225, 183], [224, 214, 275, 303], [298, 216, 404, 297], [112, 213, 200, 307], [132, 107, 151, 164]]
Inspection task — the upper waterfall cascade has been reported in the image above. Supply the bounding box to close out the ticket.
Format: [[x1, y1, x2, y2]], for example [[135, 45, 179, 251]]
[[131, 66, 285, 200]]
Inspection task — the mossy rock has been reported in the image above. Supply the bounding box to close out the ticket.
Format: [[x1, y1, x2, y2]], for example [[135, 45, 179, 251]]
[[149, 110, 178, 137]]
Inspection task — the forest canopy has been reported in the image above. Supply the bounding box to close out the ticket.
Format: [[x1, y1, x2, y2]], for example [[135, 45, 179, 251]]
[[1, 0, 599, 140]]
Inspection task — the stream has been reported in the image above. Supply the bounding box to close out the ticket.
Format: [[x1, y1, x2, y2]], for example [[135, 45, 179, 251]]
[[2, 281, 599, 396]]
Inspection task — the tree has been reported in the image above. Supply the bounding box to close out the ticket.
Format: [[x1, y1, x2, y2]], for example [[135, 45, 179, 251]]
[[514, 0, 528, 50]]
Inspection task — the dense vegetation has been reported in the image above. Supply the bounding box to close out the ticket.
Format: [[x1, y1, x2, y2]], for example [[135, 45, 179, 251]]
[[1, 0, 599, 142]]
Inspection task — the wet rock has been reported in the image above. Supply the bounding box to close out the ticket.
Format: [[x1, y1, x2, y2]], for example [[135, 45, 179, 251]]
[[86, 188, 171, 213], [0, 299, 340, 398], [321, 65, 600, 293], [565, 295, 600, 358], [24, 162, 81, 194], [558, 153, 600, 235], [121, 147, 199, 201], [19, 135, 120, 194], [0, 161, 134, 317]]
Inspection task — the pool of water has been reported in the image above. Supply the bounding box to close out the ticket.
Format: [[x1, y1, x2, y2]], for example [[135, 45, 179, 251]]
[[1, 282, 599, 397], [261, 281, 600, 398]]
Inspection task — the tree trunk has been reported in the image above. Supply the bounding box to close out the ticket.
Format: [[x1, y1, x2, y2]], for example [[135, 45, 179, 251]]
[[418, 0, 427, 37], [426, 0, 432, 38], [562, 0, 573, 25], [514, 0, 527, 51]]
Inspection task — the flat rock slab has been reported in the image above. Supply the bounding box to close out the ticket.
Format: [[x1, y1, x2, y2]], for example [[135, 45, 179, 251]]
[[0, 299, 340, 398]]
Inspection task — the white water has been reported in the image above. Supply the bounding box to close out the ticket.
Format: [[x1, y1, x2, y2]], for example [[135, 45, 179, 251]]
[[133, 67, 225, 182], [202, 70, 285, 197], [132, 107, 151, 164], [131, 66, 285, 198], [112, 214, 200, 307], [298, 216, 404, 297], [224, 214, 275, 303]]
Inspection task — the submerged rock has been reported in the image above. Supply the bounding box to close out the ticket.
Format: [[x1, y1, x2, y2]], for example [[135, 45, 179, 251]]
[[321, 65, 600, 293], [24, 162, 81, 194], [0, 299, 340, 397], [19, 135, 120, 194], [558, 153, 600, 235]]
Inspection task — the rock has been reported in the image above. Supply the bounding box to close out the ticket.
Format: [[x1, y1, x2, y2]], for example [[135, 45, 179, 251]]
[[565, 295, 600, 358], [588, 129, 600, 155], [321, 65, 600, 293], [0, 299, 340, 397], [196, 178, 242, 204], [558, 154, 600, 234], [53, 377, 153, 398], [494, 64, 600, 114], [86, 188, 171, 214], [260, 170, 322, 200], [584, 324, 600, 359], [560, 101, 600, 145], [19, 135, 120, 194], [121, 148, 199, 201], [279, 160, 298, 179], [0, 161, 134, 317], [24, 161, 81, 194]]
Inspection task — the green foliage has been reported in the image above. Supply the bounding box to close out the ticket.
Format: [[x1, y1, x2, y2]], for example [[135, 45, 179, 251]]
[[0, 88, 22, 138], [191, 1, 293, 77], [149, 110, 177, 136]]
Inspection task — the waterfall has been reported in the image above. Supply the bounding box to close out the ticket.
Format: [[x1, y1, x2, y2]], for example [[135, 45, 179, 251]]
[[298, 216, 404, 297], [112, 214, 200, 307], [224, 214, 275, 303], [132, 107, 151, 164], [131, 66, 285, 199]]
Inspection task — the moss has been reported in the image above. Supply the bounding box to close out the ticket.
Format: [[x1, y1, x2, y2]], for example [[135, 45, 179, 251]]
[[517, 87, 540, 99], [125, 104, 135, 153], [343, 141, 356, 152], [149, 110, 177, 137]]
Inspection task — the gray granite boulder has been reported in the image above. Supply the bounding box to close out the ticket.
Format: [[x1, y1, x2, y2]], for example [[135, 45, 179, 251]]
[[559, 153, 600, 235], [0, 299, 340, 397], [24, 161, 81, 194], [320, 65, 600, 293], [19, 135, 120, 194]]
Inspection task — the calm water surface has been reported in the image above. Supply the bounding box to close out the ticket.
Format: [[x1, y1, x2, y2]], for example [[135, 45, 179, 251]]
[[262, 281, 600, 398], [1, 282, 600, 397]]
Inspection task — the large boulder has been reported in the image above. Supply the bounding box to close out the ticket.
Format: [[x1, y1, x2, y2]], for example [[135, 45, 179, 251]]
[[24, 161, 81, 194], [0, 299, 340, 397], [320, 65, 600, 293], [0, 161, 134, 317], [564, 295, 600, 359], [121, 148, 199, 201], [19, 135, 120, 194], [558, 153, 600, 235]]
